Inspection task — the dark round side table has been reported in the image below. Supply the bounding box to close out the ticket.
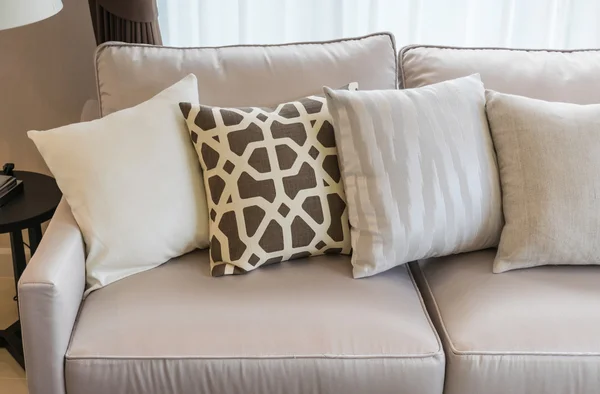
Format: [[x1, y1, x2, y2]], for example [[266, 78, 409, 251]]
[[0, 171, 62, 369]]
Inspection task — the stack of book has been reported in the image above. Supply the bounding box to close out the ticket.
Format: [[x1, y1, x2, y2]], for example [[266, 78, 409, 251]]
[[0, 175, 23, 207]]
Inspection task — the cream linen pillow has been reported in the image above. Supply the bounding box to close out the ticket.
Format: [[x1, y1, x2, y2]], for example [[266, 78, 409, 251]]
[[325, 75, 503, 278], [486, 90, 600, 272], [29, 74, 209, 295]]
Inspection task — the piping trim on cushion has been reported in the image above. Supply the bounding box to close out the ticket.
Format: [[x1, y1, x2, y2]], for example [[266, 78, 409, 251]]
[[397, 45, 600, 89], [94, 32, 398, 118], [65, 263, 443, 361], [410, 260, 600, 357]]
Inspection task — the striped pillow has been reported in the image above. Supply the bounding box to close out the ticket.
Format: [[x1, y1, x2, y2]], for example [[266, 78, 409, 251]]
[[324, 74, 503, 278]]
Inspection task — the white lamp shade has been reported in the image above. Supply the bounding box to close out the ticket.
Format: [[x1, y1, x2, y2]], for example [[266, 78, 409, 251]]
[[0, 0, 63, 30]]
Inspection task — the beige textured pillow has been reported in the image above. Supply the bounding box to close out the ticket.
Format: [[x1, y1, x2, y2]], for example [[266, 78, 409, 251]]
[[486, 90, 600, 272], [180, 86, 356, 276]]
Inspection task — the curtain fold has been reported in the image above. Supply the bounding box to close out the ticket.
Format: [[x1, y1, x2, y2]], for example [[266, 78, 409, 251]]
[[89, 0, 162, 45]]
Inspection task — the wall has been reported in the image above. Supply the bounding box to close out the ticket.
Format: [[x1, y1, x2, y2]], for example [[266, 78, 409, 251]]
[[0, 0, 97, 271]]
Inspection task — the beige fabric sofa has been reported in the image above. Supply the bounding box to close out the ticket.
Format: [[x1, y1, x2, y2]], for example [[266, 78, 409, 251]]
[[399, 45, 600, 394], [18, 34, 600, 394], [20, 33, 445, 394]]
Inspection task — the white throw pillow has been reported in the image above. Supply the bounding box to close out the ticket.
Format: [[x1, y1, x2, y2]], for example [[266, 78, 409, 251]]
[[325, 74, 503, 278], [29, 74, 209, 295], [486, 90, 600, 272]]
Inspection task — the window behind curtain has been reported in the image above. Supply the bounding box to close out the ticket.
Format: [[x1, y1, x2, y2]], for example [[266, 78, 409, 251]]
[[157, 0, 600, 49]]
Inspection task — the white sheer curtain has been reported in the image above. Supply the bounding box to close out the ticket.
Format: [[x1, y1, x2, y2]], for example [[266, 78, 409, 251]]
[[157, 0, 600, 49]]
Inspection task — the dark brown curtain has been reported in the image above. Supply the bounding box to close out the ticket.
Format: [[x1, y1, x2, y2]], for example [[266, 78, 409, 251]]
[[88, 0, 162, 45]]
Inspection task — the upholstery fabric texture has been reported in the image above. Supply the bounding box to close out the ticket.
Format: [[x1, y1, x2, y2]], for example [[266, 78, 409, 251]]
[[486, 90, 600, 272], [18, 199, 86, 394], [65, 250, 445, 394], [399, 46, 600, 104], [180, 86, 355, 276], [28, 75, 209, 294], [324, 75, 502, 278], [413, 249, 600, 394], [94, 33, 397, 116]]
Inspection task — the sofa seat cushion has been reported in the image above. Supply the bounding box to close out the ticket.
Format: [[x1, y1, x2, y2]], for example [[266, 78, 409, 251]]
[[65, 250, 444, 394], [412, 249, 600, 394]]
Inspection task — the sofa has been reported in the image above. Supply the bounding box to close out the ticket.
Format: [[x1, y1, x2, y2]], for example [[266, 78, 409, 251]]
[[18, 33, 600, 394]]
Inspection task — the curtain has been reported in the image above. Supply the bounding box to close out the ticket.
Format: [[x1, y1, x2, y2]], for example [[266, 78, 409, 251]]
[[89, 0, 162, 45], [157, 0, 600, 49]]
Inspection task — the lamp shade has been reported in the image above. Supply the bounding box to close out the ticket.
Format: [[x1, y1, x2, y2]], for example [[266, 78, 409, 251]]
[[0, 0, 63, 30]]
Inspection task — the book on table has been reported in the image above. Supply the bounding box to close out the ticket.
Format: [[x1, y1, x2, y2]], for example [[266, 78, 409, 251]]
[[0, 175, 23, 207], [0, 175, 16, 194]]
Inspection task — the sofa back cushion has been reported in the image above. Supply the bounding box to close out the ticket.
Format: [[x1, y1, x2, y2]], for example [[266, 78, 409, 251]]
[[399, 45, 600, 103], [96, 33, 397, 116]]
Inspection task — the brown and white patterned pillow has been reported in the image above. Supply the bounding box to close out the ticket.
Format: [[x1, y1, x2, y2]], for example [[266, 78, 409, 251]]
[[180, 85, 356, 276]]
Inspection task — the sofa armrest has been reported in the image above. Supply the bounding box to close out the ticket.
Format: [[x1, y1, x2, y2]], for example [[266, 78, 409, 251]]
[[18, 198, 86, 394]]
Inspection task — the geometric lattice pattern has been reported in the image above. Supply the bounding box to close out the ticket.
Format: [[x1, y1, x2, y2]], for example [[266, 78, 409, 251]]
[[180, 84, 356, 276]]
